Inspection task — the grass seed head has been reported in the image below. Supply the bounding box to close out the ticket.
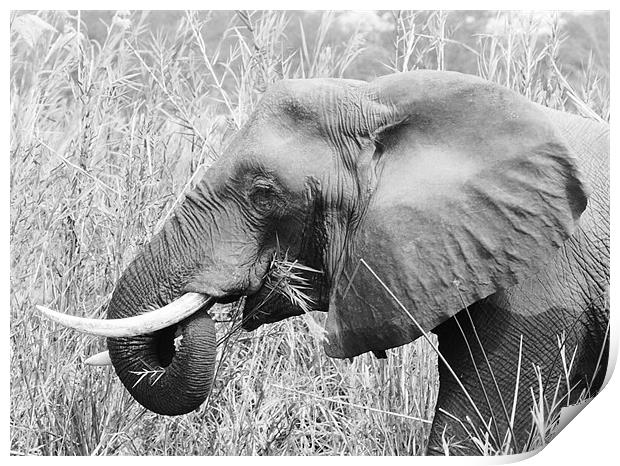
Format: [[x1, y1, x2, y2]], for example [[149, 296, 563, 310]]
[[265, 250, 322, 314]]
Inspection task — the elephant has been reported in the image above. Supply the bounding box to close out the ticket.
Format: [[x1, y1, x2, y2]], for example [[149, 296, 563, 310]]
[[39, 70, 609, 455]]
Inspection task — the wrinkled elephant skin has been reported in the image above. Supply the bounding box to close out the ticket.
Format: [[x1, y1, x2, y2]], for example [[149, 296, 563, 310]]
[[54, 71, 610, 454]]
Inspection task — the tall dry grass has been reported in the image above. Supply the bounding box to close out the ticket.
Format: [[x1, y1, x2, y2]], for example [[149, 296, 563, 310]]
[[10, 10, 608, 455]]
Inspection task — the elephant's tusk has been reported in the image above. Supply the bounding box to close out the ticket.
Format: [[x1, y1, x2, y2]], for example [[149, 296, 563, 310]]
[[85, 350, 112, 366], [36, 293, 214, 338]]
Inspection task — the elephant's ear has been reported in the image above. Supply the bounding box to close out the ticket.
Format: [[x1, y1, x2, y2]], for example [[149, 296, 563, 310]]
[[324, 71, 588, 359]]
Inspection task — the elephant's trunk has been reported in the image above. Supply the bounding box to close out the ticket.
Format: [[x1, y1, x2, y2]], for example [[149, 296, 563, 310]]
[[106, 308, 216, 415], [105, 223, 217, 415]]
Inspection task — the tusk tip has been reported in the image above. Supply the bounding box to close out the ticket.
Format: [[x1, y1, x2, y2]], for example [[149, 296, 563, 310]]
[[36, 305, 58, 318], [85, 350, 112, 366]]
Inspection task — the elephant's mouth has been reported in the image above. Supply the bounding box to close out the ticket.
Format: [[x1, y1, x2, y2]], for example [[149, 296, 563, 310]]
[[242, 289, 305, 331], [239, 253, 328, 331]]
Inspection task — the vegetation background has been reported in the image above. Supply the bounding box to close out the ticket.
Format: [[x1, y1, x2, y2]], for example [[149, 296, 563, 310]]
[[10, 10, 609, 455]]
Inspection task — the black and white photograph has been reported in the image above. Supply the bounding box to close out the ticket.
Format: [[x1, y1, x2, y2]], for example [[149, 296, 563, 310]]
[[9, 9, 610, 456]]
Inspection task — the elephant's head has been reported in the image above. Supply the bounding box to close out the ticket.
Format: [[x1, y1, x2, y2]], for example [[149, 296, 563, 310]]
[[42, 71, 587, 415]]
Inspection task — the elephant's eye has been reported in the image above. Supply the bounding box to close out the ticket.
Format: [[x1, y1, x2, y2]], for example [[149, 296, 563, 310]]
[[250, 182, 278, 213]]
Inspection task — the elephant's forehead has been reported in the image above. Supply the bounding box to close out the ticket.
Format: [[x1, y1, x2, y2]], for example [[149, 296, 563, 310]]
[[228, 119, 332, 189], [218, 79, 368, 187], [235, 114, 303, 154], [256, 78, 365, 126]]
